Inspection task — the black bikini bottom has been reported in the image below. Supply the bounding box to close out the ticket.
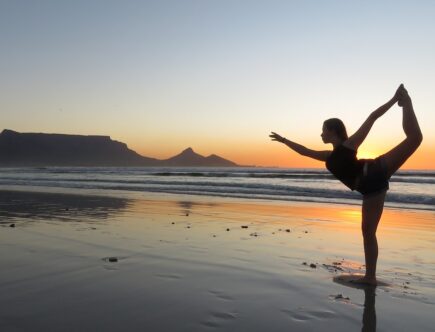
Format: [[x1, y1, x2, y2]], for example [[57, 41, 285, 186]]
[[355, 157, 390, 196]]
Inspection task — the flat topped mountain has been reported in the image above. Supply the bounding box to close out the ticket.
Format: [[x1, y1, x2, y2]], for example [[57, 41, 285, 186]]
[[0, 129, 238, 167]]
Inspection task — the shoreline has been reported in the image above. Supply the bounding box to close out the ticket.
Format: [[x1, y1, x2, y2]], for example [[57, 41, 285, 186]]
[[0, 183, 433, 213], [1, 165, 433, 212]]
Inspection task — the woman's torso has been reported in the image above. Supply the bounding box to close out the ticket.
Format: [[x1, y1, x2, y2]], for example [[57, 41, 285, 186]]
[[325, 144, 364, 190]]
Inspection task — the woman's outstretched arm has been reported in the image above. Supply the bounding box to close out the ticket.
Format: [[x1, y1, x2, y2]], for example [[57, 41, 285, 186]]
[[269, 132, 331, 161], [343, 85, 402, 151]]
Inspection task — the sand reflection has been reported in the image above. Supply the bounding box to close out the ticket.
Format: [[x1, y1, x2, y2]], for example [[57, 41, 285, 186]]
[[0, 190, 131, 223], [333, 276, 377, 332], [362, 287, 376, 332]]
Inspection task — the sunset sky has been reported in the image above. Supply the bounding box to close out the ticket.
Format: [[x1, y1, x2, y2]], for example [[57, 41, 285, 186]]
[[1, 1, 434, 169]]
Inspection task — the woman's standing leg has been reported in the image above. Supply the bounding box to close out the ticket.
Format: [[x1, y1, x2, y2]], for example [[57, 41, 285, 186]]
[[358, 190, 387, 285]]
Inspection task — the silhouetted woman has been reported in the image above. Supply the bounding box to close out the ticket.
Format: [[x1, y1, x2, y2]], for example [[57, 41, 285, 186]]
[[270, 84, 422, 285]]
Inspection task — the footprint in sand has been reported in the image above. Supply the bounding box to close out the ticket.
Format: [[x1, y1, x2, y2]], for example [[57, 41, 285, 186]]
[[208, 289, 234, 301], [200, 311, 238, 328], [281, 308, 336, 322], [154, 273, 183, 280]]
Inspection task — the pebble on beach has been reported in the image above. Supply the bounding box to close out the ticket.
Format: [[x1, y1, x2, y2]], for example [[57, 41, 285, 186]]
[[309, 263, 317, 268], [241, 225, 248, 229], [102, 257, 118, 263], [334, 294, 350, 300], [226, 228, 230, 231], [10, 224, 15, 228], [285, 229, 291, 232]]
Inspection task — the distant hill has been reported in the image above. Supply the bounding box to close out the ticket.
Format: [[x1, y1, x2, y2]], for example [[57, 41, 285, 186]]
[[0, 129, 238, 167], [161, 147, 238, 167]]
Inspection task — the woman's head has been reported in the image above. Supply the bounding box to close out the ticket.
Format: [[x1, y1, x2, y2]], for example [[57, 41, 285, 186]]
[[321, 118, 348, 144]]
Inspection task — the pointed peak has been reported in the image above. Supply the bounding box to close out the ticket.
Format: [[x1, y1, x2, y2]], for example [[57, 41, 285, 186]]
[[182, 147, 195, 153]]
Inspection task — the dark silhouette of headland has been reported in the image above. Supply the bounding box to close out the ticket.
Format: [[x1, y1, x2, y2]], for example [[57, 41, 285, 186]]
[[0, 129, 239, 167]]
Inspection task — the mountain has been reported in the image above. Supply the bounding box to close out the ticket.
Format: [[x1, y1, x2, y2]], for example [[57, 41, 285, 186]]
[[0, 129, 158, 166], [161, 147, 237, 167], [0, 129, 238, 167]]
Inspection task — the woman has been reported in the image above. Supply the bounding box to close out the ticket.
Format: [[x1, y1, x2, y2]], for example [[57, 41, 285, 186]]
[[269, 84, 422, 285]]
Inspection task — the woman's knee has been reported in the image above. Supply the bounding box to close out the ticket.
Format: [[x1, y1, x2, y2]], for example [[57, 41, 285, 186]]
[[415, 130, 423, 146], [408, 130, 423, 147], [362, 224, 377, 238]]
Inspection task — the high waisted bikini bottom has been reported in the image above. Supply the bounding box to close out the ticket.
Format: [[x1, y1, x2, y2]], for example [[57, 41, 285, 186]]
[[355, 157, 390, 196]]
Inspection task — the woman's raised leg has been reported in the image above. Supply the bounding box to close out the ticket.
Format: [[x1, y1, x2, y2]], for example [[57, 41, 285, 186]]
[[381, 87, 423, 178]]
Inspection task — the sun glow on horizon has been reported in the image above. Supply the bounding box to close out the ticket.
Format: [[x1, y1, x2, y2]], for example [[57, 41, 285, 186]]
[[129, 139, 435, 170]]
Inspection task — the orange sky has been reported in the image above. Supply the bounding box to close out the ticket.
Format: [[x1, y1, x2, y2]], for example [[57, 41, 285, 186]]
[[131, 138, 435, 169]]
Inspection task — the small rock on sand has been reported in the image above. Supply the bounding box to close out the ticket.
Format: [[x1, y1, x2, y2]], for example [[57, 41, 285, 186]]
[[9, 224, 15, 228], [310, 263, 317, 268], [322, 263, 344, 272], [302, 262, 307, 266], [334, 294, 349, 300], [241, 225, 248, 229], [285, 229, 291, 232], [226, 228, 230, 231]]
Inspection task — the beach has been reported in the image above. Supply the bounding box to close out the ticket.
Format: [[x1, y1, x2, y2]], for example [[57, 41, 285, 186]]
[[0, 188, 434, 331], [3, 0, 435, 330]]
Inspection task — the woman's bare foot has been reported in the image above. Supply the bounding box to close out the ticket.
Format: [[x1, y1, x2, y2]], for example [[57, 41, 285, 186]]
[[351, 276, 377, 286], [397, 84, 410, 107]]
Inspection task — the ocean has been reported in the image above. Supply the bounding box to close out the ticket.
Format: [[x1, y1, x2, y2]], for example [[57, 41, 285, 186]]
[[0, 167, 434, 211]]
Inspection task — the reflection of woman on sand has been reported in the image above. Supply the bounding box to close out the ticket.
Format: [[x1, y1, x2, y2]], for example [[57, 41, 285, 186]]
[[270, 84, 422, 285], [361, 287, 376, 332]]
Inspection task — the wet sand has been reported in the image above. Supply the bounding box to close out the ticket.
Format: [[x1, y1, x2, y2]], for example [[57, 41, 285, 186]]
[[0, 188, 434, 331]]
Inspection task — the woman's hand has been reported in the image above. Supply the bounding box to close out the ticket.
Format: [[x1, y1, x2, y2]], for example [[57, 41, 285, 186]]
[[269, 132, 286, 143]]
